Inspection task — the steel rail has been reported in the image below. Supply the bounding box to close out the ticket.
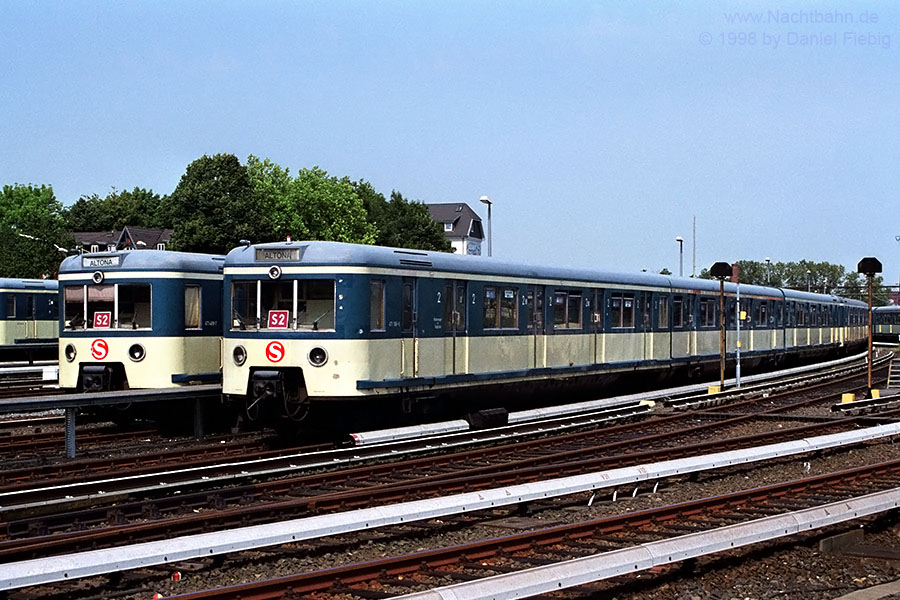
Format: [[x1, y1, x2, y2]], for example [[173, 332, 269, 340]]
[[4, 422, 900, 590], [92, 459, 900, 600]]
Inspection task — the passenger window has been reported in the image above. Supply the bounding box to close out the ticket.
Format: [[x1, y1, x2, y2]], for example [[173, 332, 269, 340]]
[[483, 287, 498, 329], [86, 284, 115, 329], [231, 281, 258, 330], [500, 288, 518, 329], [185, 285, 201, 329], [117, 284, 152, 329], [658, 295, 669, 329], [526, 289, 544, 331], [552, 291, 582, 330], [673, 296, 684, 328], [64, 285, 85, 329], [757, 302, 767, 327], [610, 293, 634, 328], [5, 296, 14, 318], [401, 283, 414, 332], [260, 280, 294, 330], [302, 279, 336, 331], [370, 281, 385, 331], [700, 298, 716, 327], [454, 284, 466, 331]]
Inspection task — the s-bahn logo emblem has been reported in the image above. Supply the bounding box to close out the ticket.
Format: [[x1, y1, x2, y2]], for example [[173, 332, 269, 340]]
[[91, 339, 109, 360], [265, 341, 285, 363]]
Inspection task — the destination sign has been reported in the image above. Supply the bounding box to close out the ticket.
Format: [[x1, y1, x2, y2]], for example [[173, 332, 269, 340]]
[[82, 256, 120, 268], [255, 248, 301, 262]]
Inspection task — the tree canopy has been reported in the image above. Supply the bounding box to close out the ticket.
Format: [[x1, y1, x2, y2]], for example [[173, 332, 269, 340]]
[[0, 184, 71, 278], [161, 154, 268, 254], [354, 182, 452, 252], [699, 259, 891, 305], [65, 187, 164, 232], [248, 156, 376, 245]]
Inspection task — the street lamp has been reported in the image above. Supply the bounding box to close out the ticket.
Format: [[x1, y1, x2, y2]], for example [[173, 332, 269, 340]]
[[765, 257, 771, 285], [807, 269, 812, 292], [479, 195, 492, 257], [675, 236, 684, 277]]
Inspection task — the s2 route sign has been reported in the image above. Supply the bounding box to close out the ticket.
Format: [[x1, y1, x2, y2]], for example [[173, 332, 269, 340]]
[[265, 341, 285, 363], [91, 339, 109, 360], [267, 310, 289, 329]]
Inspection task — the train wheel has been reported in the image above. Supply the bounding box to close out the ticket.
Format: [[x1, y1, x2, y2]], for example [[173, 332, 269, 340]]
[[284, 388, 310, 422]]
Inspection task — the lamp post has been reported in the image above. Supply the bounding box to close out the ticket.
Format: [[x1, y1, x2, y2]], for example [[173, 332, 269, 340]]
[[807, 269, 812, 292], [765, 257, 771, 285], [710, 261, 732, 391], [479, 195, 492, 257], [858, 257, 882, 393], [675, 236, 684, 277]]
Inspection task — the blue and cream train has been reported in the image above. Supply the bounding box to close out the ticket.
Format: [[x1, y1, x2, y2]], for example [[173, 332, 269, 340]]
[[873, 305, 900, 343], [58, 250, 224, 392], [0, 278, 58, 361], [220, 241, 869, 427]]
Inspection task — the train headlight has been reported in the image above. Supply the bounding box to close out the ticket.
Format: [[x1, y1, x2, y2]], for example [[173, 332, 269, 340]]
[[128, 344, 146, 362], [233, 345, 247, 366], [64, 344, 77, 362], [308, 346, 328, 367]]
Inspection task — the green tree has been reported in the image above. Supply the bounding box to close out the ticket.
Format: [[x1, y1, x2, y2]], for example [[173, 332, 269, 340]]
[[353, 182, 451, 252], [247, 156, 376, 245], [0, 184, 71, 278], [65, 187, 164, 231], [64, 194, 110, 231], [162, 154, 267, 254]]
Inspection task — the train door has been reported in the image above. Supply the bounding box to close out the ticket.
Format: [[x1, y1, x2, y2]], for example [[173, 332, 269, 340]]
[[641, 293, 652, 360], [527, 286, 545, 369], [400, 278, 417, 377], [671, 294, 691, 359], [8, 294, 26, 341], [656, 293, 671, 360], [590, 289, 602, 364], [443, 281, 468, 374]]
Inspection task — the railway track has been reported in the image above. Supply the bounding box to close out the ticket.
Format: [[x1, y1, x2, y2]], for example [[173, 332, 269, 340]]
[[0, 358, 886, 499], [160, 458, 900, 600], [2, 355, 898, 599], [0, 369, 893, 563]]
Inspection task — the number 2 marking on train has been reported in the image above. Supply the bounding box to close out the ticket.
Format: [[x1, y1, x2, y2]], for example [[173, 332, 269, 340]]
[[91, 339, 108, 360], [266, 341, 285, 363], [94, 311, 111, 328]]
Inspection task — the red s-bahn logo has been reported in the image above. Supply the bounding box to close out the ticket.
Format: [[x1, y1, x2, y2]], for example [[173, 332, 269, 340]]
[[91, 339, 109, 360], [265, 341, 285, 363]]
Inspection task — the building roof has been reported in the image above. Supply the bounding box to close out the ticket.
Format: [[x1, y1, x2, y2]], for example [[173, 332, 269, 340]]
[[426, 203, 484, 241], [72, 226, 173, 251]]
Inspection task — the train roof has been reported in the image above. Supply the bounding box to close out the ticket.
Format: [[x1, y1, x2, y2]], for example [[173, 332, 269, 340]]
[[0, 278, 58, 291], [59, 249, 225, 275], [873, 305, 900, 312], [226, 241, 865, 307]]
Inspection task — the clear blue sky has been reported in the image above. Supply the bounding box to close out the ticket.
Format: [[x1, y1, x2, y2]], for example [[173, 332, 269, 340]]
[[2, 1, 898, 284]]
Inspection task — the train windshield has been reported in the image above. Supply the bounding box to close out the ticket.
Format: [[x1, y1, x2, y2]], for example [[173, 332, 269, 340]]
[[63, 284, 152, 330], [231, 279, 335, 331]]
